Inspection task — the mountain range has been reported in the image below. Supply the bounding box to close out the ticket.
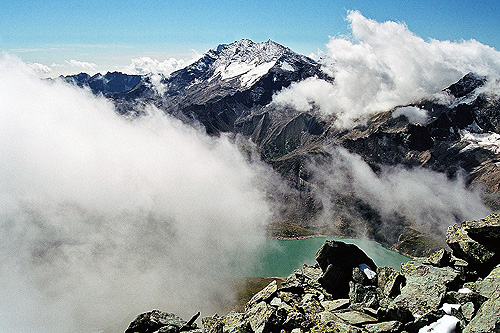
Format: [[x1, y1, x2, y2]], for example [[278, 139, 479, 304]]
[[62, 39, 500, 255]]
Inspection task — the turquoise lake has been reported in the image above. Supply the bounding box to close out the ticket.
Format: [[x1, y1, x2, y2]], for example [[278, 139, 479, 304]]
[[251, 238, 411, 277]]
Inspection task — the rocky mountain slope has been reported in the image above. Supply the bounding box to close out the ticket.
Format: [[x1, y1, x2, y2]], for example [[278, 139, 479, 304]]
[[124, 213, 500, 333], [62, 39, 500, 254]]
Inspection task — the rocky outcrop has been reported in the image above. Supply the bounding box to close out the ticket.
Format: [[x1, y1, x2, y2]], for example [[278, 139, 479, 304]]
[[125, 214, 500, 333]]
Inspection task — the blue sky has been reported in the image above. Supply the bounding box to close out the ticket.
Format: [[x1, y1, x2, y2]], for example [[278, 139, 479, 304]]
[[1, 0, 499, 75]]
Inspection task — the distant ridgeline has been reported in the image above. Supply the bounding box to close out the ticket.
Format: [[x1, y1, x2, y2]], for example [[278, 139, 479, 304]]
[[125, 214, 500, 333], [62, 39, 500, 256]]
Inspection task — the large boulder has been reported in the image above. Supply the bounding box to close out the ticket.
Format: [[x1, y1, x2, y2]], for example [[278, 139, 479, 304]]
[[389, 260, 460, 317], [446, 213, 500, 273], [315, 240, 377, 298]]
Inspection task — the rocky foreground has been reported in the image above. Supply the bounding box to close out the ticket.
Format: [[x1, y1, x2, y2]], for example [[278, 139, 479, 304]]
[[125, 214, 500, 333]]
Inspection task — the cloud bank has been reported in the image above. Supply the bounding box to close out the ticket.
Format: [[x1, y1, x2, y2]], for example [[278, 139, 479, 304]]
[[274, 11, 500, 127], [0, 55, 272, 332], [308, 148, 490, 242]]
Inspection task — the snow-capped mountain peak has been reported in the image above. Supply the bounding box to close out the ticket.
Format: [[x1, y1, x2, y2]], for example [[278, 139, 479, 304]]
[[205, 39, 287, 87]]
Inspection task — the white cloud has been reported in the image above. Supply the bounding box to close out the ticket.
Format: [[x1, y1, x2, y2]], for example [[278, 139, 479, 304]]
[[0, 55, 272, 332], [122, 53, 200, 95], [308, 147, 490, 241], [274, 11, 500, 128], [27, 62, 52, 74], [66, 59, 97, 69], [392, 106, 428, 125]]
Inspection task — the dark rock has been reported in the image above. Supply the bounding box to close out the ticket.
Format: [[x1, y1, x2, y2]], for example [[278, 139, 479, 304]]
[[125, 310, 192, 333], [403, 309, 444, 332], [315, 240, 377, 298], [348, 282, 379, 309], [380, 306, 414, 324]]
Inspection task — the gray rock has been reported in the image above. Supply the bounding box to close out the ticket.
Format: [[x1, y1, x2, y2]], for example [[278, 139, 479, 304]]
[[334, 310, 378, 325], [474, 264, 500, 298], [321, 299, 350, 312], [464, 289, 500, 333], [245, 301, 275, 332], [363, 321, 401, 333], [461, 302, 476, 322], [390, 260, 460, 316], [376, 266, 405, 298], [422, 248, 451, 267], [446, 214, 500, 272], [246, 280, 278, 310]]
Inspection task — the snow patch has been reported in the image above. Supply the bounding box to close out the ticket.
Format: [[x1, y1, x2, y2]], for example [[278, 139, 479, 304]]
[[460, 130, 500, 154], [281, 61, 295, 71], [359, 263, 376, 280], [215, 60, 276, 88], [418, 315, 460, 333], [458, 287, 473, 294]]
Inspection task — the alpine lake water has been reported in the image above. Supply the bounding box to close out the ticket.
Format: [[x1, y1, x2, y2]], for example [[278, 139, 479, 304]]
[[252, 238, 411, 277]]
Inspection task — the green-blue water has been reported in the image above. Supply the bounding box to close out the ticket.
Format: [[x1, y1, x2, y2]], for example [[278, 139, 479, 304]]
[[251, 238, 411, 277]]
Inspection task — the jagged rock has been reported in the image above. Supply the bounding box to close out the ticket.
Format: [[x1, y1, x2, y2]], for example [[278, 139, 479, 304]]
[[474, 264, 500, 298], [352, 267, 372, 285], [464, 289, 500, 333], [390, 260, 460, 317], [446, 214, 500, 272], [202, 315, 223, 333], [461, 302, 475, 321], [422, 248, 452, 267], [246, 280, 278, 310], [298, 293, 324, 318], [309, 318, 363, 333], [321, 299, 350, 312], [335, 310, 378, 325], [363, 320, 401, 333], [125, 310, 195, 333], [245, 301, 275, 332], [348, 282, 379, 309], [402, 309, 444, 332], [376, 266, 405, 298], [316, 240, 377, 298]]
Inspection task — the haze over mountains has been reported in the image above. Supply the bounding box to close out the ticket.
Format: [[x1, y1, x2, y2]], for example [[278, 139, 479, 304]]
[[1, 11, 500, 332]]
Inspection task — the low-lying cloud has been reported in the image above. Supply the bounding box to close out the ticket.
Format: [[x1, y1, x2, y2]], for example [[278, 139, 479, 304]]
[[66, 59, 98, 70], [274, 11, 500, 127], [0, 55, 272, 332], [308, 148, 491, 243]]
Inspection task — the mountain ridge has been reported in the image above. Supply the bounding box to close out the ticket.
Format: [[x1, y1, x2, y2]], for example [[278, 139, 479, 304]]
[[61, 39, 500, 255]]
